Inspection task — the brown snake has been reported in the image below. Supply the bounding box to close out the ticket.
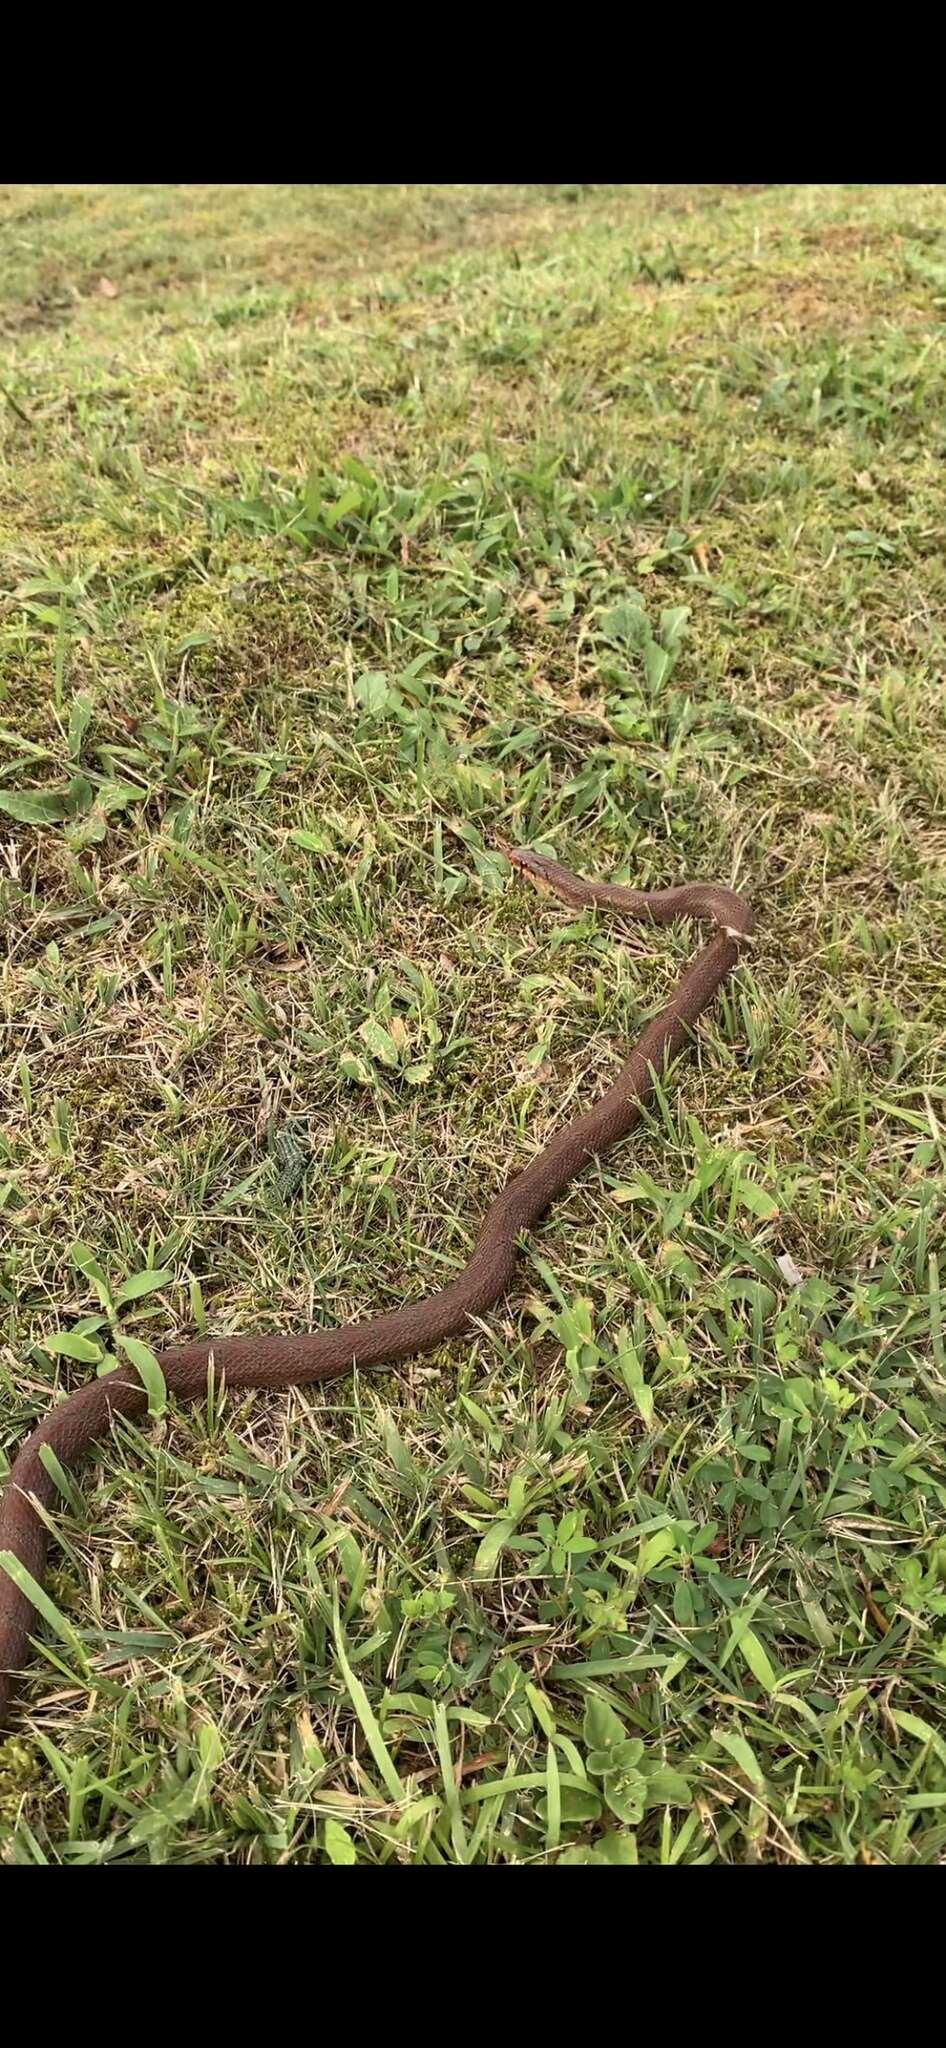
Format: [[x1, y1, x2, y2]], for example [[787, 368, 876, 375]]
[[0, 850, 752, 1727]]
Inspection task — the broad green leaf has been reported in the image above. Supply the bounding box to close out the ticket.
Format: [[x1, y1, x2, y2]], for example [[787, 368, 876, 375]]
[[0, 1550, 81, 1647], [44, 1330, 104, 1363], [735, 1178, 780, 1220], [0, 787, 70, 823], [358, 1015, 401, 1067], [644, 642, 671, 694], [115, 1334, 167, 1416], [474, 1516, 519, 1575], [737, 1627, 778, 1693], [339, 1051, 375, 1086], [582, 1696, 627, 1760], [324, 485, 362, 528], [37, 1443, 85, 1514], [597, 1829, 638, 1864], [598, 598, 645, 645], [324, 1818, 357, 1865], [341, 453, 377, 489], [197, 1721, 224, 1773], [66, 811, 107, 848], [588, 1736, 644, 1778], [68, 692, 93, 761], [70, 1241, 113, 1308], [714, 1729, 766, 1787], [553, 1298, 595, 1350], [642, 1766, 691, 1807], [98, 779, 147, 814], [354, 671, 390, 717], [659, 605, 690, 649], [889, 1709, 946, 1766], [114, 1268, 174, 1306], [639, 1527, 677, 1575], [603, 1769, 646, 1824], [64, 775, 93, 815], [797, 1584, 835, 1651], [507, 1472, 528, 1519], [537, 1784, 602, 1824], [290, 826, 333, 854], [629, 1380, 654, 1426], [525, 1683, 555, 1739]]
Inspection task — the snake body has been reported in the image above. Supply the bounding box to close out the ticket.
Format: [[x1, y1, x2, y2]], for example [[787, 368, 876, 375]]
[[0, 853, 752, 1727]]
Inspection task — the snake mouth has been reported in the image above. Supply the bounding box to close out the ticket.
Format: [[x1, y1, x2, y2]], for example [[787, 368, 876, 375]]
[[506, 846, 592, 908], [505, 845, 557, 886], [496, 840, 550, 886]]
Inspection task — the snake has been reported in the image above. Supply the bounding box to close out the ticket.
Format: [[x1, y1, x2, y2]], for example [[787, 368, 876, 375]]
[[0, 850, 752, 1728]]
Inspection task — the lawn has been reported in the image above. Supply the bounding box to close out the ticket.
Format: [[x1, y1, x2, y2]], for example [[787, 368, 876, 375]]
[[1, 181, 945, 1864]]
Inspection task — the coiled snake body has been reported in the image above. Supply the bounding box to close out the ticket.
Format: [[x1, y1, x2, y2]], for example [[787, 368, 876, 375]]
[[0, 852, 752, 1727]]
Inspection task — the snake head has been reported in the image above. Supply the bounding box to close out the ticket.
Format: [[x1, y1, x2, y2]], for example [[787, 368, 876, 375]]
[[506, 846, 559, 889], [507, 846, 591, 907]]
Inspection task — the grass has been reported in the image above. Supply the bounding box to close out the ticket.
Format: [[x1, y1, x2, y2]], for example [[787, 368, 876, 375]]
[[1, 180, 945, 1865]]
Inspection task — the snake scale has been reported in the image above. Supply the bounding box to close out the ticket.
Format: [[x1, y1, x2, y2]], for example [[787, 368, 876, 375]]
[[0, 850, 752, 1727]]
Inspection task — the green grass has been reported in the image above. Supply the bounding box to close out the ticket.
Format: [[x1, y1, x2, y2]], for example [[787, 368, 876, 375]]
[[1, 181, 945, 1865]]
